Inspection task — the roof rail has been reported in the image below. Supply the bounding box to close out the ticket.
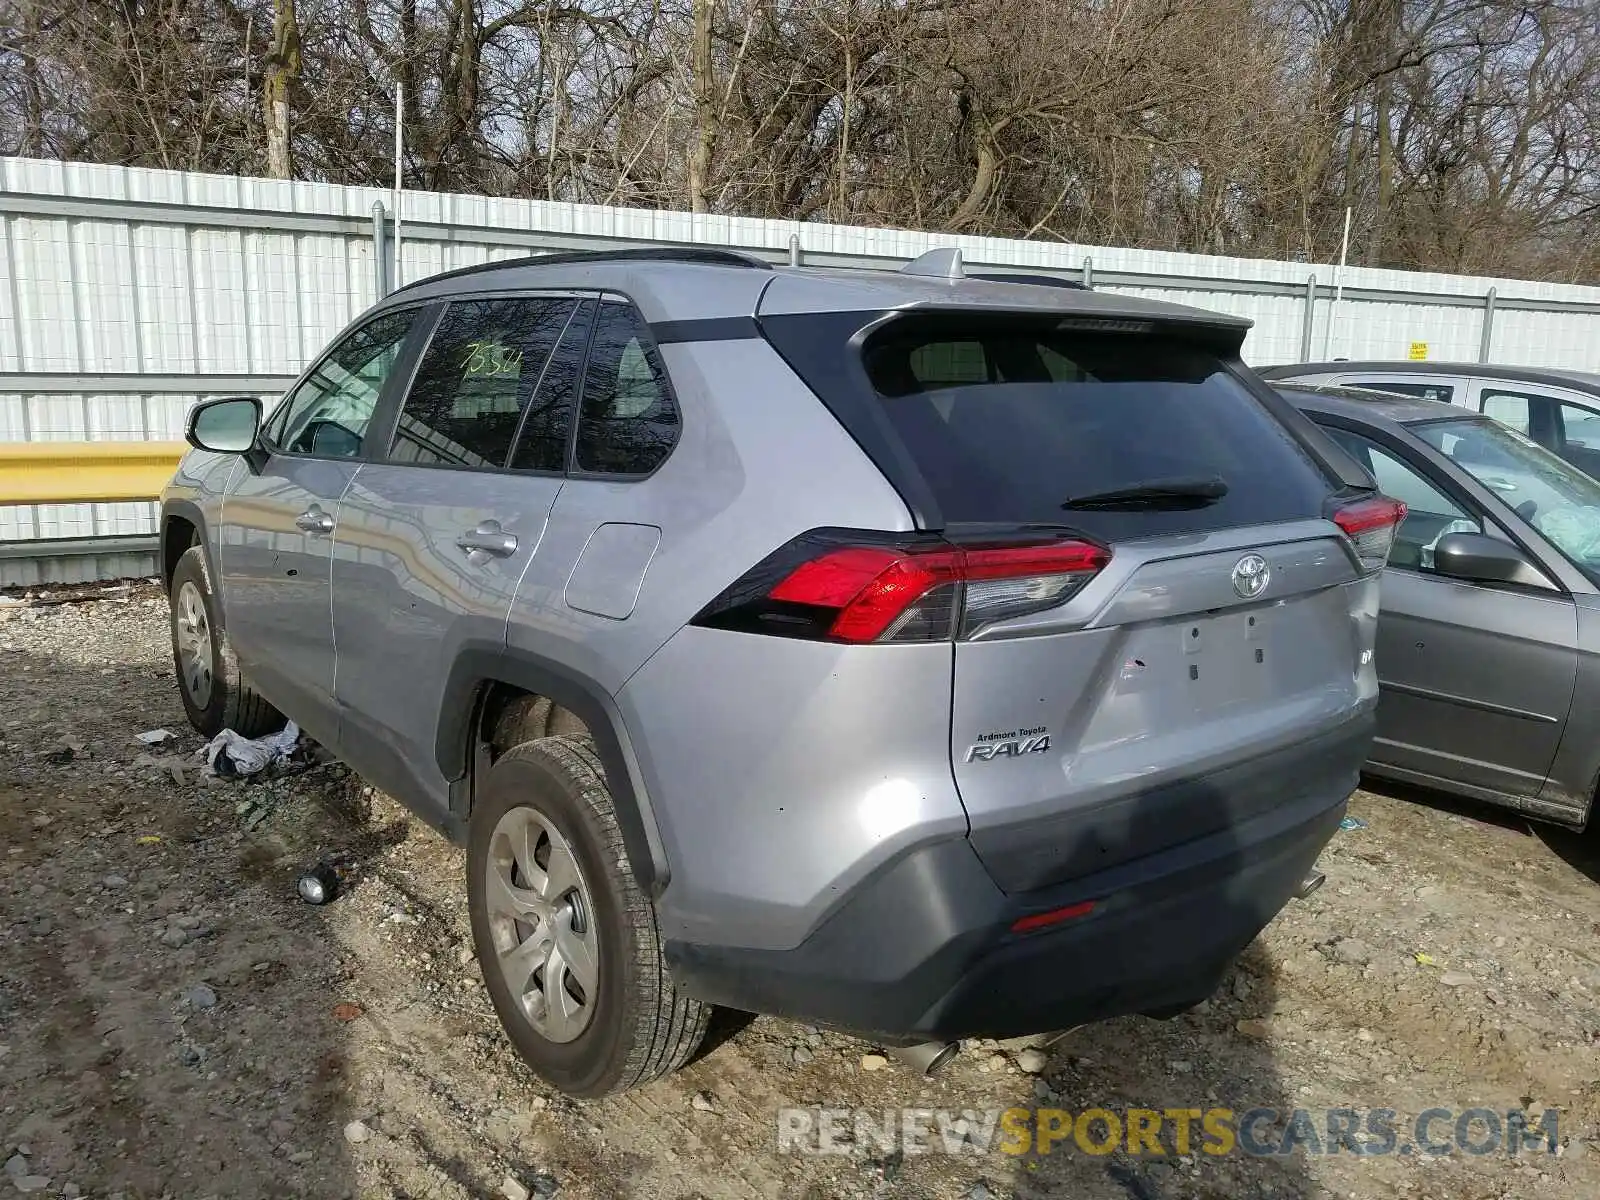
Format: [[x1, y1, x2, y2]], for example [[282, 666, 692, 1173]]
[[967, 272, 1088, 291], [392, 246, 773, 295]]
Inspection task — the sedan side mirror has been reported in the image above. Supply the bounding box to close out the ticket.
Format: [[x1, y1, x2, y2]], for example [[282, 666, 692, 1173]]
[[1431, 531, 1553, 589], [186, 396, 263, 454]]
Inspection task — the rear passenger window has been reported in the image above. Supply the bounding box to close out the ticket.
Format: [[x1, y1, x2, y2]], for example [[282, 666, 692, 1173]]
[[574, 301, 679, 476], [390, 297, 575, 469]]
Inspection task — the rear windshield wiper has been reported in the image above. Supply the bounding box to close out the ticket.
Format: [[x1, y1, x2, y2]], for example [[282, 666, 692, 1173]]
[[1061, 474, 1229, 510]]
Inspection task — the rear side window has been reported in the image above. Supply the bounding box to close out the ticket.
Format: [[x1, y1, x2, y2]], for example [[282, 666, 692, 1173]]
[[391, 297, 575, 469], [1559, 401, 1600, 448], [510, 299, 594, 473], [574, 300, 679, 476], [856, 318, 1334, 540], [1481, 391, 1533, 434]]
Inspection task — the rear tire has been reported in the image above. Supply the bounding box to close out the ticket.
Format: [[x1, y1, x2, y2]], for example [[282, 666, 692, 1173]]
[[492, 695, 588, 750], [468, 734, 709, 1097], [169, 545, 284, 739]]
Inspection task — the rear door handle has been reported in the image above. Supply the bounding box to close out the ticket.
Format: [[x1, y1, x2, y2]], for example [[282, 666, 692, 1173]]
[[295, 508, 335, 535], [456, 521, 518, 559]]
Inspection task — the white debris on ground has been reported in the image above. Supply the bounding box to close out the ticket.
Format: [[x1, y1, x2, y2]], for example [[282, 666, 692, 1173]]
[[201, 722, 303, 778], [1, 580, 1597, 1200]]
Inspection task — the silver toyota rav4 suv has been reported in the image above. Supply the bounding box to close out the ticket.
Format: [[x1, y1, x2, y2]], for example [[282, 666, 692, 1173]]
[[161, 247, 1396, 1097]]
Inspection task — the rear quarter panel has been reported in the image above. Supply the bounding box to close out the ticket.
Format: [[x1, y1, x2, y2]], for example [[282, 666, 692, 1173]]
[[503, 336, 915, 694]]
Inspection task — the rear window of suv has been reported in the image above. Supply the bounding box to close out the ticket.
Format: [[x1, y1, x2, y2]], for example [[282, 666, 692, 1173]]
[[845, 315, 1334, 540]]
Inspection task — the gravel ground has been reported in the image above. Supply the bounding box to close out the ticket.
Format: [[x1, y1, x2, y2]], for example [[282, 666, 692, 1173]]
[[2, 581, 1598, 1200]]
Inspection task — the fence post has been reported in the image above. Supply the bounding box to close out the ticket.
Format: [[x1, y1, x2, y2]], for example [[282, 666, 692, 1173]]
[[1081, 256, 1094, 290], [788, 233, 802, 266], [1479, 287, 1497, 362], [1300, 275, 1318, 360], [371, 201, 389, 300]]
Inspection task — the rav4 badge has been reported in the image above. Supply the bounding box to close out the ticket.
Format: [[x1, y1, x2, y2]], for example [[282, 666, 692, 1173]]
[[965, 728, 1052, 762]]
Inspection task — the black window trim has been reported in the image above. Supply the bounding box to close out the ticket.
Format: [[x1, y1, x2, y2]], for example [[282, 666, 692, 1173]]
[[505, 296, 596, 477], [260, 300, 441, 464], [563, 290, 685, 483], [651, 315, 760, 344], [374, 291, 589, 479]]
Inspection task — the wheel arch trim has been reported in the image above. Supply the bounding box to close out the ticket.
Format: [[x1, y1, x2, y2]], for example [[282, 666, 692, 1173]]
[[437, 643, 670, 891], [162, 499, 225, 624]]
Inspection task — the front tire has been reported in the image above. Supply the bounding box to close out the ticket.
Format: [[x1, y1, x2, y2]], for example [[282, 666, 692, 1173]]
[[468, 735, 709, 1097], [169, 545, 284, 738]]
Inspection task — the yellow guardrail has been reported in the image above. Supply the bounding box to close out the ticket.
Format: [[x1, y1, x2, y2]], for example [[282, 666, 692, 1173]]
[[0, 441, 186, 505]]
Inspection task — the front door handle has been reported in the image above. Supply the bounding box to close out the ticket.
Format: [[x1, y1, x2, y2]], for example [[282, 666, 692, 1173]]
[[456, 521, 518, 559], [295, 508, 335, 535]]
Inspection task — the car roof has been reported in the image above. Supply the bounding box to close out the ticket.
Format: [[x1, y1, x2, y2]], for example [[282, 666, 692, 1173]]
[[1258, 359, 1600, 393], [379, 247, 1251, 340], [1273, 382, 1491, 429]]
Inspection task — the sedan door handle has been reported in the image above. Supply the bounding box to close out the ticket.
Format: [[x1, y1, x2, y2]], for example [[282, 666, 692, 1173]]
[[456, 521, 518, 558], [295, 508, 335, 535]]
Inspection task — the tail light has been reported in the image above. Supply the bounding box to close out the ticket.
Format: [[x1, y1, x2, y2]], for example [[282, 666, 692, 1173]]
[[693, 530, 1110, 643], [1333, 495, 1407, 572]]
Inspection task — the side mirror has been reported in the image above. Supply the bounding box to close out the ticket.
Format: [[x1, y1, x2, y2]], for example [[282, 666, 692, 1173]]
[[1432, 531, 1552, 589], [186, 397, 262, 454]]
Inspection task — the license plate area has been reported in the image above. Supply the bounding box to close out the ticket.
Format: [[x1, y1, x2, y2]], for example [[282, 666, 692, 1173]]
[[1180, 608, 1272, 709]]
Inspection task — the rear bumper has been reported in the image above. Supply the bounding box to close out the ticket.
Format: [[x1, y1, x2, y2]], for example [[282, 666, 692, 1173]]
[[664, 713, 1366, 1041]]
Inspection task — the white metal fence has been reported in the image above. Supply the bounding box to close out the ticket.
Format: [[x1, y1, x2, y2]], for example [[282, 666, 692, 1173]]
[[5, 154, 1600, 585]]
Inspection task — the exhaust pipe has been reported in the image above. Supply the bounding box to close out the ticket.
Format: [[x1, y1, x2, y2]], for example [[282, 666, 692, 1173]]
[[1295, 869, 1326, 900], [886, 1040, 962, 1075]]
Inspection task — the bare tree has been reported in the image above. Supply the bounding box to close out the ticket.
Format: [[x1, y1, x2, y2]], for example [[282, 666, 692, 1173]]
[[687, 0, 714, 211], [264, 0, 301, 177], [2, 0, 1597, 282]]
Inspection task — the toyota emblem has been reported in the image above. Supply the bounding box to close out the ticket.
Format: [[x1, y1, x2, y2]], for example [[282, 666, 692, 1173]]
[[1231, 554, 1270, 599]]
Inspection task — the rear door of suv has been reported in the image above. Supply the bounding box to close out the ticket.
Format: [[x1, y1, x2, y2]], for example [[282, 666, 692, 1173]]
[[761, 302, 1391, 894], [329, 293, 592, 814], [503, 296, 686, 696]]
